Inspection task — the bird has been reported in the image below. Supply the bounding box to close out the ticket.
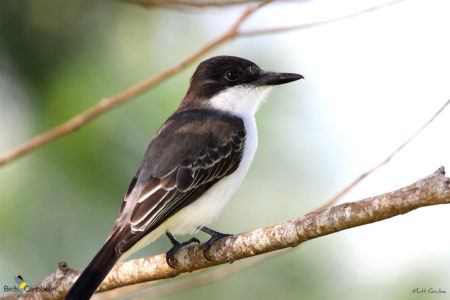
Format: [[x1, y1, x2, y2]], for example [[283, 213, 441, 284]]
[[64, 55, 303, 299]]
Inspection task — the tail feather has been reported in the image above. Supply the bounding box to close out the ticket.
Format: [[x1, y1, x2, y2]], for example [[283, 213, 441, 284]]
[[64, 232, 121, 300]]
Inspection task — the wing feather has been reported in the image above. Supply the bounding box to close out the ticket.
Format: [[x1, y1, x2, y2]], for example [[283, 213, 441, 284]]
[[129, 138, 244, 233], [115, 109, 246, 252]]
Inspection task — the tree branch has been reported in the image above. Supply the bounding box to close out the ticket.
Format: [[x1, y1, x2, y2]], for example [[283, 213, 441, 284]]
[[0, 0, 405, 166], [6, 167, 449, 300]]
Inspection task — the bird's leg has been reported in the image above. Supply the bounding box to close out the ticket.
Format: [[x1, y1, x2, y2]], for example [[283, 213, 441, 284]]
[[165, 231, 200, 268], [200, 226, 232, 260]]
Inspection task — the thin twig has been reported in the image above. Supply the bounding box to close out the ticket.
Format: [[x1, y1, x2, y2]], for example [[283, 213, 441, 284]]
[[0, 0, 406, 166], [239, 0, 406, 36], [315, 98, 450, 211], [0, 1, 271, 166], [6, 168, 449, 300], [123, 0, 270, 8]]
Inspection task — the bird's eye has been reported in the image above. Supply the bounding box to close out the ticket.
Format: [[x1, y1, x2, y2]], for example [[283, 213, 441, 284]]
[[225, 70, 239, 82]]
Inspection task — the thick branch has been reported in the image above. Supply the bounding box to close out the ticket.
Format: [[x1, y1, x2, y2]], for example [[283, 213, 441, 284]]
[[7, 167, 449, 300]]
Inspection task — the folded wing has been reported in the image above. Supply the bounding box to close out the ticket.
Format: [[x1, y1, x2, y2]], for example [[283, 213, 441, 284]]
[[115, 109, 245, 253]]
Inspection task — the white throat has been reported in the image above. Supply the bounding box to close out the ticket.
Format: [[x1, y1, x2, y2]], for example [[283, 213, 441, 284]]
[[208, 85, 272, 116]]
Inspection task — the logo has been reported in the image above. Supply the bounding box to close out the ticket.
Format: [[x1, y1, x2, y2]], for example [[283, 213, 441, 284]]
[[4, 275, 57, 295], [2, 275, 33, 295], [14, 275, 32, 295]]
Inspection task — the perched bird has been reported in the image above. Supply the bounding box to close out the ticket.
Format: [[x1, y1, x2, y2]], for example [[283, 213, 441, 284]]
[[64, 56, 302, 299]]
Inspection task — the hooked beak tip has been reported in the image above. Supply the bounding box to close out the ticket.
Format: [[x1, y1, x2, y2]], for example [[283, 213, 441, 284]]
[[255, 72, 304, 86]]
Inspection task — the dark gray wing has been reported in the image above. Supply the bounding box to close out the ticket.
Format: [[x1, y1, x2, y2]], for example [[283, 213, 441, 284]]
[[115, 109, 245, 253]]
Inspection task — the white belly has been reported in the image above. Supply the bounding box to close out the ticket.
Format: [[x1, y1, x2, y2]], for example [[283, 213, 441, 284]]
[[125, 113, 258, 256]]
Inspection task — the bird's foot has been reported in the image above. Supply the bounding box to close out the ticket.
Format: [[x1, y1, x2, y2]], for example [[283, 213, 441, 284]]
[[200, 227, 232, 261], [165, 232, 200, 268]]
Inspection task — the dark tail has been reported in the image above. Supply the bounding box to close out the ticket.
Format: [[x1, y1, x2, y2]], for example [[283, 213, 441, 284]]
[[64, 232, 122, 300]]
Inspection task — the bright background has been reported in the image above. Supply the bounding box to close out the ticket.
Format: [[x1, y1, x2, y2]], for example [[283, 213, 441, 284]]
[[1, 0, 449, 299]]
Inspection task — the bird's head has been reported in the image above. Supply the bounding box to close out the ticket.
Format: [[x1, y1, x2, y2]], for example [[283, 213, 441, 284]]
[[180, 56, 303, 115]]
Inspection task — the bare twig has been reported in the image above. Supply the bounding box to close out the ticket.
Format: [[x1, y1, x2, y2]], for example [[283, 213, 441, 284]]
[[0, 1, 270, 166], [239, 0, 406, 36], [0, 0, 406, 166], [122, 0, 271, 8], [5, 167, 449, 300], [315, 98, 450, 211]]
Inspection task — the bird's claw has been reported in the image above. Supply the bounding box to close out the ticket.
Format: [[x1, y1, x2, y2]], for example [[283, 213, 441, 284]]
[[202, 232, 232, 261], [165, 237, 200, 268]]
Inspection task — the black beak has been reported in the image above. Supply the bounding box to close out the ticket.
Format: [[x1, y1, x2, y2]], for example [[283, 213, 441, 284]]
[[254, 71, 304, 86]]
